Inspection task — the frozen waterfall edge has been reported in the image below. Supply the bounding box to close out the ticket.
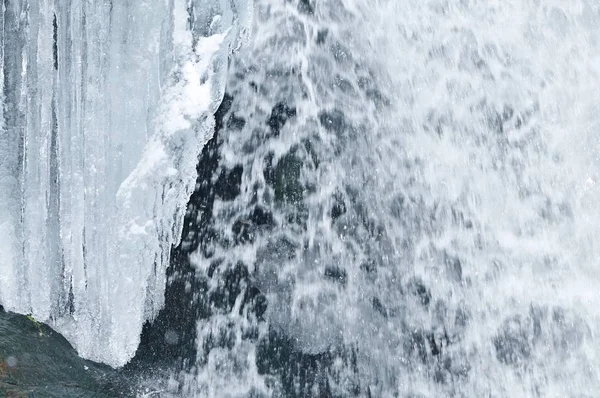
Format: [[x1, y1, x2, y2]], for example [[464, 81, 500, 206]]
[[0, 0, 253, 367]]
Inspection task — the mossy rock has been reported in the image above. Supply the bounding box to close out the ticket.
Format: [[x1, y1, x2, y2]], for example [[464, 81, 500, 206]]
[[0, 310, 132, 397]]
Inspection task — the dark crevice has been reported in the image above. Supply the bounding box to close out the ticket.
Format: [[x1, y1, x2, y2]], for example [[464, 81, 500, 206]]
[[53, 13, 58, 70], [267, 102, 296, 137], [257, 328, 334, 398], [50, 96, 65, 317], [298, 0, 315, 15], [127, 95, 235, 373]]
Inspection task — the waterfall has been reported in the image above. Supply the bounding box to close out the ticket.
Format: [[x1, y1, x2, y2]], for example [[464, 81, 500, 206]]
[[167, 0, 600, 396], [2, 0, 600, 397]]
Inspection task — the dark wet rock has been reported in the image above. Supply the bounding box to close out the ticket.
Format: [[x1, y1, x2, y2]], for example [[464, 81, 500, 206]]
[[427, 332, 443, 356], [515, 115, 524, 129], [201, 320, 238, 354], [318, 109, 346, 135], [227, 113, 246, 130], [331, 191, 347, 220], [232, 217, 256, 244], [274, 151, 304, 205], [132, 94, 235, 371], [0, 309, 132, 397], [298, 0, 314, 15], [199, 227, 224, 258], [405, 328, 450, 365], [249, 81, 258, 93], [302, 138, 321, 170], [263, 152, 277, 186], [244, 287, 268, 320], [359, 259, 377, 275], [492, 306, 587, 371], [132, 252, 210, 371], [371, 297, 387, 318], [316, 29, 328, 45], [242, 326, 261, 342], [433, 354, 471, 385], [256, 329, 292, 376], [357, 74, 391, 107], [53, 14, 58, 70], [210, 261, 250, 313], [258, 237, 299, 266], [208, 258, 225, 278], [323, 265, 348, 287], [403, 325, 470, 385], [267, 102, 296, 137], [493, 315, 533, 366], [406, 331, 429, 362], [214, 92, 235, 132], [359, 215, 386, 242], [232, 207, 276, 245], [251, 206, 275, 227], [178, 94, 232, 253], [256, 328, 336, 398], [357, 76, 372, 91], [487, 109, 504, 134], [406, 278, 431, 307], [254, 295, 268, 320], [365, 88, 390, 107], [215, 164, 244, 201]]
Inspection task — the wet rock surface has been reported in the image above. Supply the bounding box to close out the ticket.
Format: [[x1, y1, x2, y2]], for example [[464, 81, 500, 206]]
[[0, 309, 132, 397]]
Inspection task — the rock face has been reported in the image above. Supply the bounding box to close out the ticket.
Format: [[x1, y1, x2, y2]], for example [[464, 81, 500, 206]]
[[0, 309, 131, 397]]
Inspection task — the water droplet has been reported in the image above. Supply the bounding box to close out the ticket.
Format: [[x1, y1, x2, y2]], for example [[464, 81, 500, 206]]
[[164, 329, 179, 345]]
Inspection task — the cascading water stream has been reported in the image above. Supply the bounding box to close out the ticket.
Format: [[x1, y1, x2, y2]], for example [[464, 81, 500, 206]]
[[152, 0, 600, 396]]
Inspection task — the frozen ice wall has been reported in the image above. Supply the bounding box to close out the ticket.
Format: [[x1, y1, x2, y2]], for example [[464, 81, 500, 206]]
[[0, 0, 252, 367]]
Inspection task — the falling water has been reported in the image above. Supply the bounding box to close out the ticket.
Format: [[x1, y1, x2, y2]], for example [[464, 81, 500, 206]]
[[158, 0, 600, 396]]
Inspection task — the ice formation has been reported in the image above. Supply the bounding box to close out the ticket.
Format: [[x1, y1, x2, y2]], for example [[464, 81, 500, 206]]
[[0, 0, 252, 367]]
